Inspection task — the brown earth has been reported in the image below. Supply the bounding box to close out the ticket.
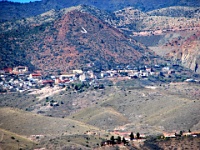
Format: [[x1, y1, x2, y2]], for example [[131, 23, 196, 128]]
[[0, 6, 156, 73]]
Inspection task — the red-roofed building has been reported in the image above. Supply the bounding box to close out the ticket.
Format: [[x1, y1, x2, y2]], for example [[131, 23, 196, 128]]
[[29, 73, 42, 80], [4, 67, 13, 74], [42, 80, 54, 85]]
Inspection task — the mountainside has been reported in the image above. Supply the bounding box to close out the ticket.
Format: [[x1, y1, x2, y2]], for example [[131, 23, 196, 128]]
[[1, 0, 200, 22], [0, 5, 156, 73], [112, 6, 200, 73], [113, 7, 200, 32], [147, 6, 200, 18], [165, 31, 200, 73]]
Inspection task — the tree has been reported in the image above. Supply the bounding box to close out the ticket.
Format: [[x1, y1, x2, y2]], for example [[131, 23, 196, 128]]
[[117, 136, 121, 144], [136, 132, 140, 139], [110, 136, 115, 145], [180, 131, 183, 136], [130, 132, 134, 140], [122, 137, 126, 145]]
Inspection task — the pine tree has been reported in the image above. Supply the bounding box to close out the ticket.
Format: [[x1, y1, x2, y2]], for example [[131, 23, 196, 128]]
[[110, 136, 115, 145], [130, 132, 134, 140], [122, 137, 126, 145], [136, 132, 140, 139], [117, 136, 121, 144]]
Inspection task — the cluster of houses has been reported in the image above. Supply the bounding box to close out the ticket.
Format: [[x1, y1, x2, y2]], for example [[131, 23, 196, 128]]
[[100, 130, 200, 148], [0, 63, 198, 93]]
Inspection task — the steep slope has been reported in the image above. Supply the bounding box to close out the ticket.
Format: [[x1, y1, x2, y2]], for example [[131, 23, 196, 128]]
[[0, 5, 155, 73], [1, 0, 200, 22], [112, 6, 200, 73], [165, 31, 200, 73], [113, 6, 200, 32], [147, 6, 200, 18]]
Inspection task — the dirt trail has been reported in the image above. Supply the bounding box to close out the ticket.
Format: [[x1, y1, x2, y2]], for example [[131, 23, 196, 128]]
[[28, 86, 65, 101]]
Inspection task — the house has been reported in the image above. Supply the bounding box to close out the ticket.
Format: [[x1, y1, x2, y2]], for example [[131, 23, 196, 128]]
[[13, 66, 28, 74], [101, 72, 110, 78], [3, 67, 13, 74], [106, 70, 118, 77], [79, 72, 93, 81], [146, 68, 153, 72], [55, 78, 70, 84], [0, 70, 5, 74], [87, 71, 95, 79], [29, 73, 42, 80], [163, 132, 176, 138], [162, 67, 170, 72], [59, 74, 75, 81], [72, 70, 83, 74], [42, 80, 54, 85]]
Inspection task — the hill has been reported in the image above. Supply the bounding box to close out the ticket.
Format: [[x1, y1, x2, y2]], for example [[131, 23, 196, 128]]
[[147, 6, 200, 18], [113, 6, 200, 32], [112, 6, 200, 73], [1, 81, 199, 135], [0, 0, 200, 22], [143, 136, 200, 150], [0, 128, 35, 150], [0, 107, 104, 136], [0, 5, 156, 73]]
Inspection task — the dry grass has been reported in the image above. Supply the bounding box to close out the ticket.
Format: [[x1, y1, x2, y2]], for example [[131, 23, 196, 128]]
[[0, 107, 104, 137], [0, 128, 35, 150], [69, 106, 129, 130]]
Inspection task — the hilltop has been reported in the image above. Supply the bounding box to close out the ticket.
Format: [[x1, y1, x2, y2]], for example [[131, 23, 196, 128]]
[[0, 0, 200, 22]]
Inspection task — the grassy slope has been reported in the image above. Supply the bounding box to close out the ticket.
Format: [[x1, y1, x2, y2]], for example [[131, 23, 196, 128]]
[[67, 82, 200, 134], [0, 128, 35, 150], [0, 107, 103, 137], [69, 106, 129, 130]]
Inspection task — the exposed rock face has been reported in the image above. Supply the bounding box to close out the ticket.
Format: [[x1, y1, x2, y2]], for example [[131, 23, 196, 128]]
[[113, 6, 200, 74], [167, 32, 200, 73]]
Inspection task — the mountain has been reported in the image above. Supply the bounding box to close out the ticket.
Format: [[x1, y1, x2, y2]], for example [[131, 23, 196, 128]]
[[112, 6, 200, 73], [0, 5, 156, 73], [1, 0, 200, 22], [147, 6, 200, 18], [165, 31, 200, 74], [112, 6, 200, 32]]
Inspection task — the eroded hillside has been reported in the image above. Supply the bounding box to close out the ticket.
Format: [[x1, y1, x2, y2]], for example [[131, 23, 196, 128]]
[[112, 6, 200, 73], [0, 5, 156, 73]]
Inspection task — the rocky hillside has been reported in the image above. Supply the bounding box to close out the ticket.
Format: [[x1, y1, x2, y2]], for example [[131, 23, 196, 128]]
[[1, 0, 200, 22], [111, 6, 200, 73], [147, 6, 200, 18], [0, 5, 156, 73], [166, 31, 200, 74], [113, 6, 200, 32]]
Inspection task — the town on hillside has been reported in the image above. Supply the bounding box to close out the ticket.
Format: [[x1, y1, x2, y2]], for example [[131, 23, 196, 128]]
[[0, 62, 199, 93]]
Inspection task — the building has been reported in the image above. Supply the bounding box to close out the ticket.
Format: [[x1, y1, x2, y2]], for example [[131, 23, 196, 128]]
[[13, 66, 28, 74], [3, 67, 13, 74], [59, 74, 75, 81], [29, 73, 42, 80], [72, 70, 83, 74]]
